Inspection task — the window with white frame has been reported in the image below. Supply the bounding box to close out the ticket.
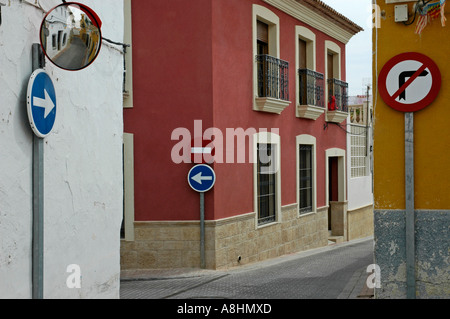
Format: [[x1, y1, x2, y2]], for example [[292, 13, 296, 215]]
[[296, 135, 317, 215], [254, 132, 281, 226], [350, 125, 368, 178], [123, 0, 134, 108], [252, 4, 290, 114], [295, 26, 325, 120], [122, 133, 135, 241]]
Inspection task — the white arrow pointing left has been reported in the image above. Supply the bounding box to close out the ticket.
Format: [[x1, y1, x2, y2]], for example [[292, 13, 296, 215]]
[[33, 89, 55, 119], [191, 172, 213, 185]]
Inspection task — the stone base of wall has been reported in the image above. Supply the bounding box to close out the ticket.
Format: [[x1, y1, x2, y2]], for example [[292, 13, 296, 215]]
[[374, 210, 450, 299], [214, 205, 329, 269], [120, 205, 329, 270], [348, 204, 374, 241]]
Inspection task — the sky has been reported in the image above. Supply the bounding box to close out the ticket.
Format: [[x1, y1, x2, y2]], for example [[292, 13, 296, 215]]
[[321, 0, 373, 96]]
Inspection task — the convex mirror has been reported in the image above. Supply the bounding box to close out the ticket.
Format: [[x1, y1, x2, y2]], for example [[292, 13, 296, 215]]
[[40, 2, 102, 71]]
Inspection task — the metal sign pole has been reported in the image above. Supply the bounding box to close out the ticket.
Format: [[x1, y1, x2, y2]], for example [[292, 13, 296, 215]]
[[405, 112, 415, 299], [31, 43, 44, 299], [188, 164, 215, 270], [200, 193, 206, 269]]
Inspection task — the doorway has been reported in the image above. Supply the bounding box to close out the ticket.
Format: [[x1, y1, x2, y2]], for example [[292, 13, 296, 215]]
[[328, 157, 339, 231], [326, 149, 347, 240]]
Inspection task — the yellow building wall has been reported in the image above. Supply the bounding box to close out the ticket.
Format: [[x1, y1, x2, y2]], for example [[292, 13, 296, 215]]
[[373, 1, 450, 210]]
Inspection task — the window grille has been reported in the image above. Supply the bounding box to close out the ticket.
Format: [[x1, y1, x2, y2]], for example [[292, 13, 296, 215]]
[[299, 145, 313, 214], [327, 78, 348, 112], [299, 69, 324, 108], [256, 54, 289, 101], [257, 143, 277, 225]]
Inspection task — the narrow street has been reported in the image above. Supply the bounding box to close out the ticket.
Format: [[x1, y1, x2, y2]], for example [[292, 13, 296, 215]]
[[120, 237, 374, 299], [53, 36, 87, 69]]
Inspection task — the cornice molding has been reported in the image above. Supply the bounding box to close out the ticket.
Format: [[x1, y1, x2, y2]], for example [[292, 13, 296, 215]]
[[263, 0, 359, 44]]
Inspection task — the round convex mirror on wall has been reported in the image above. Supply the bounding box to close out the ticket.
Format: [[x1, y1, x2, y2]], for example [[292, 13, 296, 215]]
[[40, 2, 102, 71]]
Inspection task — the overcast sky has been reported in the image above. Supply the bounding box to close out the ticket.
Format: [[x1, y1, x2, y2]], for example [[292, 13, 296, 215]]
[[321, 0, 373, 96]]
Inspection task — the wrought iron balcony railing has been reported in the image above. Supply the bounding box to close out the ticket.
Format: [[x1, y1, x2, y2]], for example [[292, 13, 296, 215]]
[[256, 54, 289, 102], [327, 78, 348, 112], [298, 69, 324, 108]]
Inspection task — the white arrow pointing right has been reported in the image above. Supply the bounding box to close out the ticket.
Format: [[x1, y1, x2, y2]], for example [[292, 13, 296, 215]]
[[33, 89, 55, 119]]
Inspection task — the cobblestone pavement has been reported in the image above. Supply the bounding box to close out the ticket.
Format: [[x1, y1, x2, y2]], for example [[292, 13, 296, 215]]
[[120, 237, 374, 299]]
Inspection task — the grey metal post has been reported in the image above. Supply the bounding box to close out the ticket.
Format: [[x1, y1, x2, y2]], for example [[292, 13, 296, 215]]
[[32, 43, 44, 299], [200, 193, 206, 269], [405, 112, 415, 299]]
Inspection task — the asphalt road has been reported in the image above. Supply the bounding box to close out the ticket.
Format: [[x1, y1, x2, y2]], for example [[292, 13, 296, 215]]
[[53, 37, 87, 70], [120, 237, 375, 300]]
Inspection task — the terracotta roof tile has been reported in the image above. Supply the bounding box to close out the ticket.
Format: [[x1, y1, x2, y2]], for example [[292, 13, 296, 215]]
[[297, 0, 364, 34]]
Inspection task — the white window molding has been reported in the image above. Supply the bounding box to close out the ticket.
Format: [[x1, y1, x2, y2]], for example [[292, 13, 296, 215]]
[[252, 4, 290, 114], [295, 26, 324, 120], [253, 131, 282, 228], [296, 135, 317, 216], [253, 4, 280, 58], [325, 40, 348, 123], [325, 148, 347, 204], [325, 40, 341, 80], [123, 0, 134, 108], [122, 133, 135, 241], [295, 26, 316, 71]]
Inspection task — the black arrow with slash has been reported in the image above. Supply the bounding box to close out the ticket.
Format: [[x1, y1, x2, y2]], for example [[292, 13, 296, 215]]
[[398, 69, 429, 100]]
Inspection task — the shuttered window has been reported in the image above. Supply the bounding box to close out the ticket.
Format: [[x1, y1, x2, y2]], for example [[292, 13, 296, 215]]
[[257, 20, 268, 55], [298, 39, 307, 70]]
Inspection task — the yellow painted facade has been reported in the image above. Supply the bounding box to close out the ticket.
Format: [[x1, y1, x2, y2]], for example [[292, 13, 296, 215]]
[[373, 1, 449, 210]]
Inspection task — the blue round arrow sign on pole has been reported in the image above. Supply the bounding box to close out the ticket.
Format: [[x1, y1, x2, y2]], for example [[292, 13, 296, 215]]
[[188, 164, 216, 193], [27, 69, 57, 138]]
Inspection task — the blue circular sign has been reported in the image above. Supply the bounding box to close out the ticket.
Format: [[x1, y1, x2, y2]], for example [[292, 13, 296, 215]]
[[27, 69, 57, 138], [188, 164, 216, 193]]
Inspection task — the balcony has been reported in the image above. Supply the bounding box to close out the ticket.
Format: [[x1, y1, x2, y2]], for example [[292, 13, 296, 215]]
[[255, 54, 291, 114], [326, 78, 348, 123], [297, 68, 325, 120]]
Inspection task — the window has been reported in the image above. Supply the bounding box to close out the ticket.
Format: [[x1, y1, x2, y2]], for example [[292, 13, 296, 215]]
[[295, 26, 323, 120], [253, 5, 290, 114], [299, 145, 313, 214], [350, 125, 368, 178], [325, 40, 348, 123], [296, 135, 317, 216], [253, 132, 281, 227], [257, 143, 277, 225], [123, 0, 134, 107], [122, 133, 135, 241], [257, 20, 269, 55], [298, 38, 307, 69]]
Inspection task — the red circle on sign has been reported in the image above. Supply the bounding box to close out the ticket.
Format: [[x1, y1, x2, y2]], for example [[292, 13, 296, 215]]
[[378, 52, 441, 113]]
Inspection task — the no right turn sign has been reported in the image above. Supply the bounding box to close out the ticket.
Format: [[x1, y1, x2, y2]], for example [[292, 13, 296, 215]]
[[378, 52, 441, 113]]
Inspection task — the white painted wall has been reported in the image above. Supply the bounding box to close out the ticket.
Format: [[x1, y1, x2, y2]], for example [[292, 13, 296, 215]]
[[0, 0, 124, 298], [347, 103, 374, 212]]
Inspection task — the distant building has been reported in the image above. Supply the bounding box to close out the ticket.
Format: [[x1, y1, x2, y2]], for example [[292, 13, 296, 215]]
[[121, 0, 366, 271], [347, 98, 374, 242]]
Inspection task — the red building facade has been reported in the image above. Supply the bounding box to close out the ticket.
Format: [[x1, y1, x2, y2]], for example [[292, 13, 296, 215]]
[[121, 0, 362, 270]]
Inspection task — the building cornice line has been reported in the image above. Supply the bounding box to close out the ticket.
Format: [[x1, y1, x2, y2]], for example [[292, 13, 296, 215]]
[[263, 0, 362, 44]]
